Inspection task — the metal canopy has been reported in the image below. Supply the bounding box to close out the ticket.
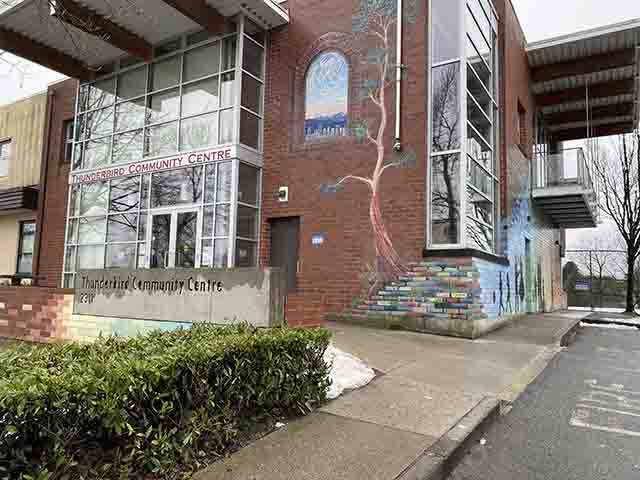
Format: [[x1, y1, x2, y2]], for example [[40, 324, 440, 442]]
[[527, 18, 640, 142], [0, 0, 288, 76]]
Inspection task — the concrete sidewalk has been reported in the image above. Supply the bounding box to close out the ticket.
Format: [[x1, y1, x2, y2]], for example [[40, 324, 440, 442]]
[[196, 311, 586, 480]]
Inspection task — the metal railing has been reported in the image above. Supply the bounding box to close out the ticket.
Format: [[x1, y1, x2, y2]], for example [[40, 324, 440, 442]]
[[533, 147, 594, 191], [533, 147, 599, 222]]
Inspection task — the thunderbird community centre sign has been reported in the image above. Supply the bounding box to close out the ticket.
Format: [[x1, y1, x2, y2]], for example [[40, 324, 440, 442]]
[[73, 267, 286, 327], [69, 146, 236, 185]]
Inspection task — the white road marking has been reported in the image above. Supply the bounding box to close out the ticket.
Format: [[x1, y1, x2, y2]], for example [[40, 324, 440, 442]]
[[576, 404, 640, 419], [590, 384, 640, 396], [570, 380, 640, 437], [580, 397, 640, 412], [570, 417, 640, 438]]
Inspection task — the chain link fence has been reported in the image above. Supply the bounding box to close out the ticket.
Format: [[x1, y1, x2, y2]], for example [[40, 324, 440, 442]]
[[563, 249, 628, 309]]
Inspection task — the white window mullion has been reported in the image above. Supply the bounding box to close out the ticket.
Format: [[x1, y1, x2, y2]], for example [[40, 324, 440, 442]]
[[460, 0, 469, 251], [228, 159, 240, 267], [233, 16, 245, 146]]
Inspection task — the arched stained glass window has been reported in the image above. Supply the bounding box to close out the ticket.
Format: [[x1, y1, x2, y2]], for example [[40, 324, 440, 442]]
[[304, 52, 348, 139]]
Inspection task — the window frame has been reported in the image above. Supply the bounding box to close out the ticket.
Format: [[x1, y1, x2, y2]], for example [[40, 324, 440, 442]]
[[303, 50, 350, 141], [428, 0, 500, 255], [70, 24, 248, 173], [63, 120, 75, 164], [62, 16, 265, 287], [0, 139, 11, 177], [16, 220, 36, 276], [517, 100, 527, 153]]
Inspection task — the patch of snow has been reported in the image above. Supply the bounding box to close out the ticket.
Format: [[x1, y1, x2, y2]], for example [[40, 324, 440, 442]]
[[324, 345, 376, 400], [580, 322, 638, 330]]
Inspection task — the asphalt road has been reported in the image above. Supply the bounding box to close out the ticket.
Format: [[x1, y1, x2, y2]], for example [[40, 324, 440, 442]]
[[449, 321, 640, 480]]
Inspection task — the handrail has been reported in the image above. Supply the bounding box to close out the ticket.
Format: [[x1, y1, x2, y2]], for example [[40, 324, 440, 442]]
[[534, 147, 593, 191], [533, 146, 599, 221]]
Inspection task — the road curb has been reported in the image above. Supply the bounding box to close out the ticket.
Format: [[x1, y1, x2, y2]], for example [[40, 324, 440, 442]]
[[559, 318, 583, 346], [394, 397, 501, 480]]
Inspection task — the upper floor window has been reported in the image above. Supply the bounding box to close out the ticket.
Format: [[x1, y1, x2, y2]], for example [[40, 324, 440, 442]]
[[429, 0, 499, 254], [63, 120, 74, 164], [304, 52, 348, 140], [72, 31, 240, 171], [0, 140, 10, 177], [517, 101, 527, 151]]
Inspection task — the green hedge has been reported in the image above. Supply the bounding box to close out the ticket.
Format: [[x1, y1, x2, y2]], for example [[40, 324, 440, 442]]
[[0, 325, 331, 479]]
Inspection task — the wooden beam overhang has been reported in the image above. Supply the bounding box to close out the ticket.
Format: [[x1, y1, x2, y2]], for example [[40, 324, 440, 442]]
[[536, 79, 634, 107], [159, 0, 226, 35], [0, 26, 95, 81], [531, 49, 635, 83], [0, 186, 38, 213], [51, 0, 153, 62], [551, 121, 634, 142], [545, 102, 635, 126]]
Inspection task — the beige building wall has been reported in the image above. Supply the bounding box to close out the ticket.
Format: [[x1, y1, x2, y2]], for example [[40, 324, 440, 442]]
[[0, 92, 47, 189], [0, 212, 36, 276], [0, 92, 47, 277]]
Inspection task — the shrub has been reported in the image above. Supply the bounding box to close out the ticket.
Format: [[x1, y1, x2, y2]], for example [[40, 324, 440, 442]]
[[0, 324, 331, 479]]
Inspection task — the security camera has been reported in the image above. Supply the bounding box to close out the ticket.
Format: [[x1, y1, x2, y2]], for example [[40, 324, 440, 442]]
[[393, 141, 402, 152]]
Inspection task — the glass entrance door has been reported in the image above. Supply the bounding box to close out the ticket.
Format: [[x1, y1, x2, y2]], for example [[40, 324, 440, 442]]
[[150, 214, 171, 269], [148, 209, 200, 269], [175, 211, 197, 268]]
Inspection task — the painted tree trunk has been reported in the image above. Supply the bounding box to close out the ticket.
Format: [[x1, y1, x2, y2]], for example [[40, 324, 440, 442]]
[[369, 188, 404, 283]]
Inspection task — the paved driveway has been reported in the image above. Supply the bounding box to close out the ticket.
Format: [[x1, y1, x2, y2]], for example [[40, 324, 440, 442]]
[[449, 322, 640, 480]]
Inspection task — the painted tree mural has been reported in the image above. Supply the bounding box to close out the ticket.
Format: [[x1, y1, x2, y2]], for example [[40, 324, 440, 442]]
[[319, 0, 416, 290]]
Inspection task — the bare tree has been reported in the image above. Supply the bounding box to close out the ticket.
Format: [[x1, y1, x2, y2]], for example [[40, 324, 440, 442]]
[[590, 134, 640, 313], [571, 234, 619, 308]]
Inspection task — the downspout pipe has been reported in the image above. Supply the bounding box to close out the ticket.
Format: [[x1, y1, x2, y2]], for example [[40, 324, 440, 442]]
[[393, 0, 403, 152], [33, 89, 55, 286]]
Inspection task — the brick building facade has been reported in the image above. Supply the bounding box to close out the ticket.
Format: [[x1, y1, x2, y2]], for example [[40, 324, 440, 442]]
[[0, 0, 616, 341]]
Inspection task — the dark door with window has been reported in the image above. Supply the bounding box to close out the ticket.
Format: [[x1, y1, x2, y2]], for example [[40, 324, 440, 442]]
[[525, 238, 534, 313], [269, 217, 300, 293]]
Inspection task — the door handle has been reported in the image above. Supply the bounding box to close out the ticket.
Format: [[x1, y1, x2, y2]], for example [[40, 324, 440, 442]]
[[164, 251, 169, 268]]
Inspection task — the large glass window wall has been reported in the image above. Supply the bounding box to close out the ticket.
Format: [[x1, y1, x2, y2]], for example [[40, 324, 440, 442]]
[[63, 16, 264, 287], [429, 0, 499, 253], [63, 161, 260, 287]]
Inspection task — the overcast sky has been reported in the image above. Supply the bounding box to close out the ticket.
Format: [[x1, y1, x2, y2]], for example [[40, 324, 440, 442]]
[[512, 0, 640, 42]]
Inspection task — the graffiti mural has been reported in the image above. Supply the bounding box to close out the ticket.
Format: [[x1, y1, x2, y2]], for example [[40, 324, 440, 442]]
[[476, 153, 564, 320], [304, 52, 349, 139], [350, 151, 565, 333], [310, 0, 564, 331], [313, 0, 418, 292]]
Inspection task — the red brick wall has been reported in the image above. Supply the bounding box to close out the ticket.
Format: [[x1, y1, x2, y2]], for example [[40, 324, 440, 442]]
[[0, 287, 73, 342], [260, 0, 428, 325], [494, 0, 536, 218], [34, 79, 77, 288]]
